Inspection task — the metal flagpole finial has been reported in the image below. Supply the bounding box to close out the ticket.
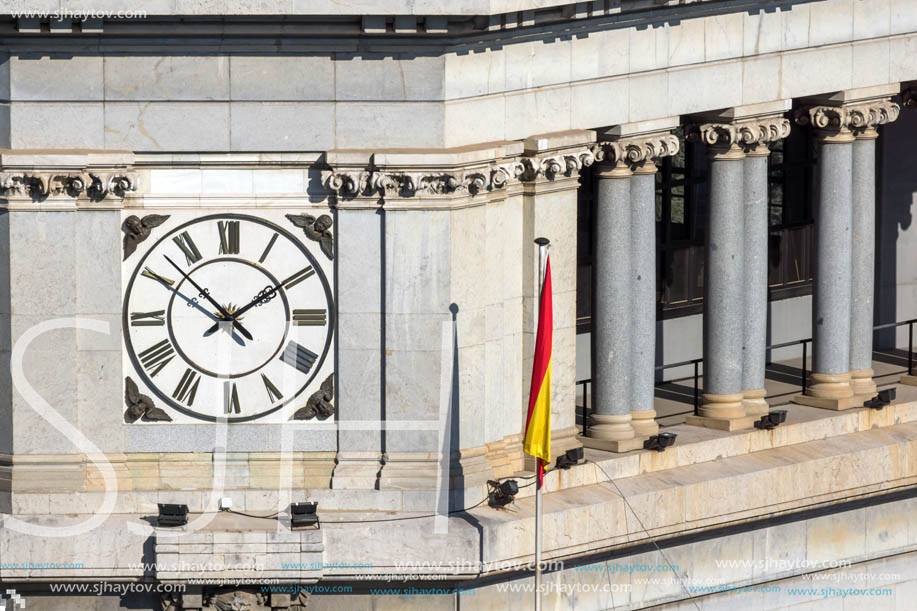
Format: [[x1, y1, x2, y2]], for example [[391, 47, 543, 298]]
[[534, 237, 550, 246]]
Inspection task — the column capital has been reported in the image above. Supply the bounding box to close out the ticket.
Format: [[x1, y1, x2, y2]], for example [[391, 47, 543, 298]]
[[592, 131, 680, 172], [685, 115, 790, 157], [795, 99, 899, 142]]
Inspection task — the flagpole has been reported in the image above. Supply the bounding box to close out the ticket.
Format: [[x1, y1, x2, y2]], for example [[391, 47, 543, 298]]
[[534, 236, 550, 611]]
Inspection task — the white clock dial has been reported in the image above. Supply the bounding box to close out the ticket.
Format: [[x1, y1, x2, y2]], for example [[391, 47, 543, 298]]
[[122, 213, 334, 422]]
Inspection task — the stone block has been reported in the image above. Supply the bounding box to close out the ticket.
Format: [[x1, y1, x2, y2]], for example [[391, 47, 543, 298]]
[[230, 102, 335, 151], [570, 77, 628, 132], [10, 56, 103, 100], [504, 38, 571, 91], [891, 0, 917, 35], [335, 102, 444, 149], [75, 211, 121, 316], [889, 35, 917, 82], [149, 169, 202, 193], [10, 102, 104, 148], [504, 87, 571, 142], [741, 55, 781, 106], [782, 3, 811, 50], [334, 54, 444, 101], [854, 0, 890, 39], [668, 61, 742, 116], [104, 102, 230, 151], [852, 39, 891, 89], [667, 16, 705, 67], [443, 95, 505, 148], [809, 0, 854, 47], [385, 210, 451, 314], [104, 55, 229, 101], [628, 23, 668, 73], [743, 9, 783, 56], [251, 169, 305, 193], [781, 45, 853, 100], [230, 55, 334, 100], [806, 507, 866, 567], [627, 72, 667, 123], [444, 48, 505, 99], [76, 350, 122, 454]]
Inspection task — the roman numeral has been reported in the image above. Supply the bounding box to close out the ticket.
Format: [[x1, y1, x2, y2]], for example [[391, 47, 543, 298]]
[[292, 309, 327, 326], [142, 267, 174, 286], [261, 373, 283, 403], [282, 266, 314, 290], [130, 310, 165, 327], [224, 382, 241, 414], [172, 368, 200, 406], [279, 341, 318, 375], [218, 220, 240, 255], [259, 233, 279, 263], [173, 231, 203, 266], [138, 339, 175, 377]]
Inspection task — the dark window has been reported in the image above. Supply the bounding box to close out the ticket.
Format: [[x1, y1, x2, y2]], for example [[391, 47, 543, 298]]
[[576, 124, 815, 334]]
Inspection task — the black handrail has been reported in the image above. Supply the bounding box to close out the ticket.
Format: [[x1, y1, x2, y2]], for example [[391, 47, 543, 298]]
[[576, 318, 917, 434]]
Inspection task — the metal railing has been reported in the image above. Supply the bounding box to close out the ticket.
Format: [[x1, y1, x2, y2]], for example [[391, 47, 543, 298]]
[[576, 318, 916, 436]]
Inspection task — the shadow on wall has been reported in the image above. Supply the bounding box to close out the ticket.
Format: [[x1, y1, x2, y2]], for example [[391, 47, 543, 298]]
[[875, 110, 917, 350]]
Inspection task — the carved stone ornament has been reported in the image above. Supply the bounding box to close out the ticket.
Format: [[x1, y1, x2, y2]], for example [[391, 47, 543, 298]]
[[123, 214, 171, 260], [0, 171, 137, 201], [902, 88, 917, 109], [285, 213, 334, 260], [291, 373, 334, 420], [592, 133, 681, 168], [165, 589, 310, 611], [795, 100, 900, 136], [124, 376, 172, 423], [322, 147, 595, 199], [685, 117, 791, 151]]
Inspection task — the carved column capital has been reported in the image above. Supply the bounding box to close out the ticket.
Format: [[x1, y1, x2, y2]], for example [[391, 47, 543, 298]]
[[592, 132, 680, 172], [686, 116, 790, 157], [795, 99, 899, 142]]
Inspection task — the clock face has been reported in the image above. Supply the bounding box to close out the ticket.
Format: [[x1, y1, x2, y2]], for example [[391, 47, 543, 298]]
[[122, 213, 334, 422]]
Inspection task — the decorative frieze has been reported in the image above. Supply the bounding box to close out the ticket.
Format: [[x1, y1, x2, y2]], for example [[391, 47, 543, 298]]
[[0, 171, 138, 201], [322, 147, 595, 199], [795, 100, 900, 138], [685, 116, 791, 153]]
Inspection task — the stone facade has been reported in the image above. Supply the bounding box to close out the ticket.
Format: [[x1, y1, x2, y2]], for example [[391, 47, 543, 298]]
[[1, 0, 917, 609]]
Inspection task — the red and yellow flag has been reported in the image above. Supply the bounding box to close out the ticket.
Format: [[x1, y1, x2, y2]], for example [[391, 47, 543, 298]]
[[524, 256, 552, 486]]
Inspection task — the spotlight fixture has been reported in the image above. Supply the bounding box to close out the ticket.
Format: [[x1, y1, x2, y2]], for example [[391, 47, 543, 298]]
[[157, 503, 189, 527], [555, 447, 585, 470], [643, 432, 677, 452], [864, 388, 896, 410], [754, 410, 788, 430], [487, 479, 519, 508], [290, 502, 319, 528]]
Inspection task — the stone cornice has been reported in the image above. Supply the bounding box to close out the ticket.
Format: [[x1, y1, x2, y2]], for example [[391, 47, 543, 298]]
[[685, 116, 791, 153], [794, 100, 900, 140]]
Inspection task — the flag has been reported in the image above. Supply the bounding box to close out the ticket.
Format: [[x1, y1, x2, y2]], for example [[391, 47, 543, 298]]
[[524, 256, 552, 487]]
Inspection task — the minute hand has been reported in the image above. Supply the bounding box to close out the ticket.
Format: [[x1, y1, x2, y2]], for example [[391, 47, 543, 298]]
[[164, 255, 254, 341], [204, 280, 283, 337]]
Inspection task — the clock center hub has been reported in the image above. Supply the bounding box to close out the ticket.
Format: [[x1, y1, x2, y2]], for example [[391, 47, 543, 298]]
[[167, 258, 289, 378]]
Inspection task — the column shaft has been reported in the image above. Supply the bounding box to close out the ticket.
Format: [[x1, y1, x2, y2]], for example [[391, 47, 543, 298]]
[[629, 166, 658, 436], [850, 133, 878, 396], [699, 146, 746, 420], [590, 164, 635, 441], [809, 136, 854, 398], [742, 151, 770, 415]]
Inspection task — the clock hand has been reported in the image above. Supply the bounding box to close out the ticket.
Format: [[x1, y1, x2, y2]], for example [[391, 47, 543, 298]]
[[204, 281, 283, 337], [163, 255, 254, 341]]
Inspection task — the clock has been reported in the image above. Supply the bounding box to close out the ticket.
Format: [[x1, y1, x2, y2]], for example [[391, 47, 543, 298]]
[[121, 213, 334, 422]]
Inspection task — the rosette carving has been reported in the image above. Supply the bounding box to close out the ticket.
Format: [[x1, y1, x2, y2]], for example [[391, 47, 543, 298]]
[[0, 171, 136, 201]]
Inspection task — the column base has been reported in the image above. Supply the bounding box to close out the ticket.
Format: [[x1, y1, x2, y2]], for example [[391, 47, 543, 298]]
[[696, 392, 747, 420], [742, 388, 769, 416], [685, 414, 758, 431], [587, 413, 636, 442], [791, 394, 864, 411], [806, 371, 854, 399], [578, 434, 645, 453], [850, 369, 878, 397], [902, 374, 917, 387], [631, 409, 659, 437]]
